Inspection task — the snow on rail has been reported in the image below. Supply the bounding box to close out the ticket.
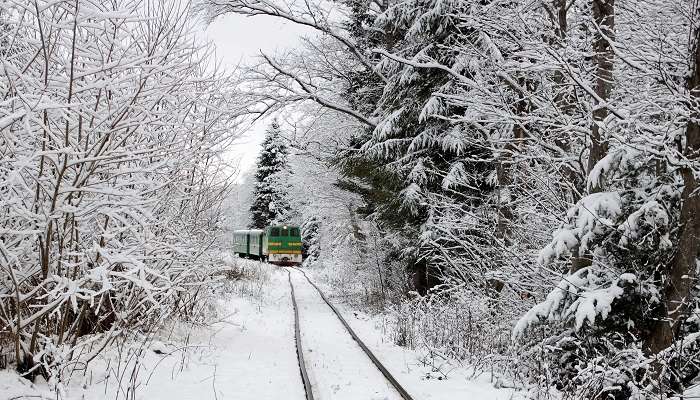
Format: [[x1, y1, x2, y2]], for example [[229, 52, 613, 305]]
[[287, 267, 417, 400]]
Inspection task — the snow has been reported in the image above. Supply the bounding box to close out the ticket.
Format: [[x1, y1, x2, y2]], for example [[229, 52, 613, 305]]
[[618, 200, 670, 247], [371, 107, 405, 141], [120, 270, 305, 400], [2, 262, 304, 400], [0, 370, 52, 400], [538, 228, 579, 265], [586, 148, 639, 192], [569, 283, 624, 330], [514, 269, 635, 336], [401, 183, 423, 206], [331, 305, 521, 399], [2, 263, 518, 400], [574, 192, 622, 254], [587, 150, 622, 191], [289, 269, 403, 400], [513, 269, 590, 338], [538, 191, 622, 266], [442, 162, 467, 189], [299, 270, 520, 400], [419, 96, 444, 122]]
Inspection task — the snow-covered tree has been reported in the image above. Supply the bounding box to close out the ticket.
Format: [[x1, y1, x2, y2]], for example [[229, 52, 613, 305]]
[[249, 120, 292, 228], [0, 0, 242, 381], [204, 0, 700, 396], [513, 1, 700, 397]]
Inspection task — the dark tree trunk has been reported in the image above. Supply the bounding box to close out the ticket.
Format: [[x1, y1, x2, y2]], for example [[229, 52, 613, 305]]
[[586, 0, 615, 183], [495, 113, 526, 245], [550, 0, 585, 200], [646, 16, 700, 357], [568, 0, 615, 274]]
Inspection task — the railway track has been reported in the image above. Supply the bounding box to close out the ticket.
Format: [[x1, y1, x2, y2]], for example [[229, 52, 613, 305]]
[[285, 267, 416, 400], [287, 270, 315, 400]]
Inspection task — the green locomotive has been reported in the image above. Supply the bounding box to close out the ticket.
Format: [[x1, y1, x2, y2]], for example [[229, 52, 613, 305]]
[[233, 225, 303, 266]]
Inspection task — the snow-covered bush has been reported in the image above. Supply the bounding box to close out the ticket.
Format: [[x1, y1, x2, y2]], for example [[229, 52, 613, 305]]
[[387, 288, 512, 367], [223, 257, 273, 300], [0, 0, 241, 382]]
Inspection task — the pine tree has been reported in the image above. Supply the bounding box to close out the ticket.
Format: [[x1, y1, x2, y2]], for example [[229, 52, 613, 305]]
[[249, 120, 291, 228]]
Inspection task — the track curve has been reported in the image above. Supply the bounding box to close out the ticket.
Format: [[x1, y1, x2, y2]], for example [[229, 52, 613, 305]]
[[287, 267, 416, 400]]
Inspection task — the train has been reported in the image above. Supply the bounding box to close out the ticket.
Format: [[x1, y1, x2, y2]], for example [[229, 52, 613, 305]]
[[233, 225, 303, 266]]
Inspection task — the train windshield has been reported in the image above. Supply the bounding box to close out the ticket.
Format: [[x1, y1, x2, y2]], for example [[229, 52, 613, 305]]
[[269, 226, 300, 237]]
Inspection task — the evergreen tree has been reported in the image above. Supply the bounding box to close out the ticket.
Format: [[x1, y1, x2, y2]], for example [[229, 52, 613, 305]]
[[335, 0, 501, 294], [301, 215, 321, 264], [249, 120, 291, 228]]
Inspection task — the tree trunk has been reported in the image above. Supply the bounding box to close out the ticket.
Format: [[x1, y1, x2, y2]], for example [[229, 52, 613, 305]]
[[587, 0, 615, 182], [492, 76, 529, 298], [570, 0, 615, 274], [495, 114, 526, 245], [646, 15, 700, 357], [550, 0, 585, 200]]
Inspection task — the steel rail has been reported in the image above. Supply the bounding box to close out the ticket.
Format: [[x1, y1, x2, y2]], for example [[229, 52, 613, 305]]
[[289, 267, 417, 400], [286, 270, 315, 400]]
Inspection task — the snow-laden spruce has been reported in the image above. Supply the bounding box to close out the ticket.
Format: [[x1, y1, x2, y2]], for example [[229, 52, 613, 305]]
[[248, 119, 294, 228]]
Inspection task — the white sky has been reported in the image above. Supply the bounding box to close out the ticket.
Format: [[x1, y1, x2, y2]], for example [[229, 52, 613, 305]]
[[200, 13, 313, 182]]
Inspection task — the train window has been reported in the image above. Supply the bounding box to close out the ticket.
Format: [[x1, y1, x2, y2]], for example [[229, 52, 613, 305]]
[[281, 227, 289, 236], [271, 228, 280, 236], [291, 228, 300, 236]]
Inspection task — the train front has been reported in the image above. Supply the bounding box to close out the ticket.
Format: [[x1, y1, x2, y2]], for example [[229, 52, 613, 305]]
[[265, 225, 303, 266]]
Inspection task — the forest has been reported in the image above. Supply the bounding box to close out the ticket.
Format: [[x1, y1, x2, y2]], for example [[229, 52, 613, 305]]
[[1, 0, 699, 399]]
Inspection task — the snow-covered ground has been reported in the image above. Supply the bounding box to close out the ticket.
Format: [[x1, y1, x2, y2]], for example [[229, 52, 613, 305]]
[[290, 269, 403, 399], [330, 302, 519, 400], [1, 261, 304, 400], [298, 269, 521, 400], [2, 262, 520, 400]]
